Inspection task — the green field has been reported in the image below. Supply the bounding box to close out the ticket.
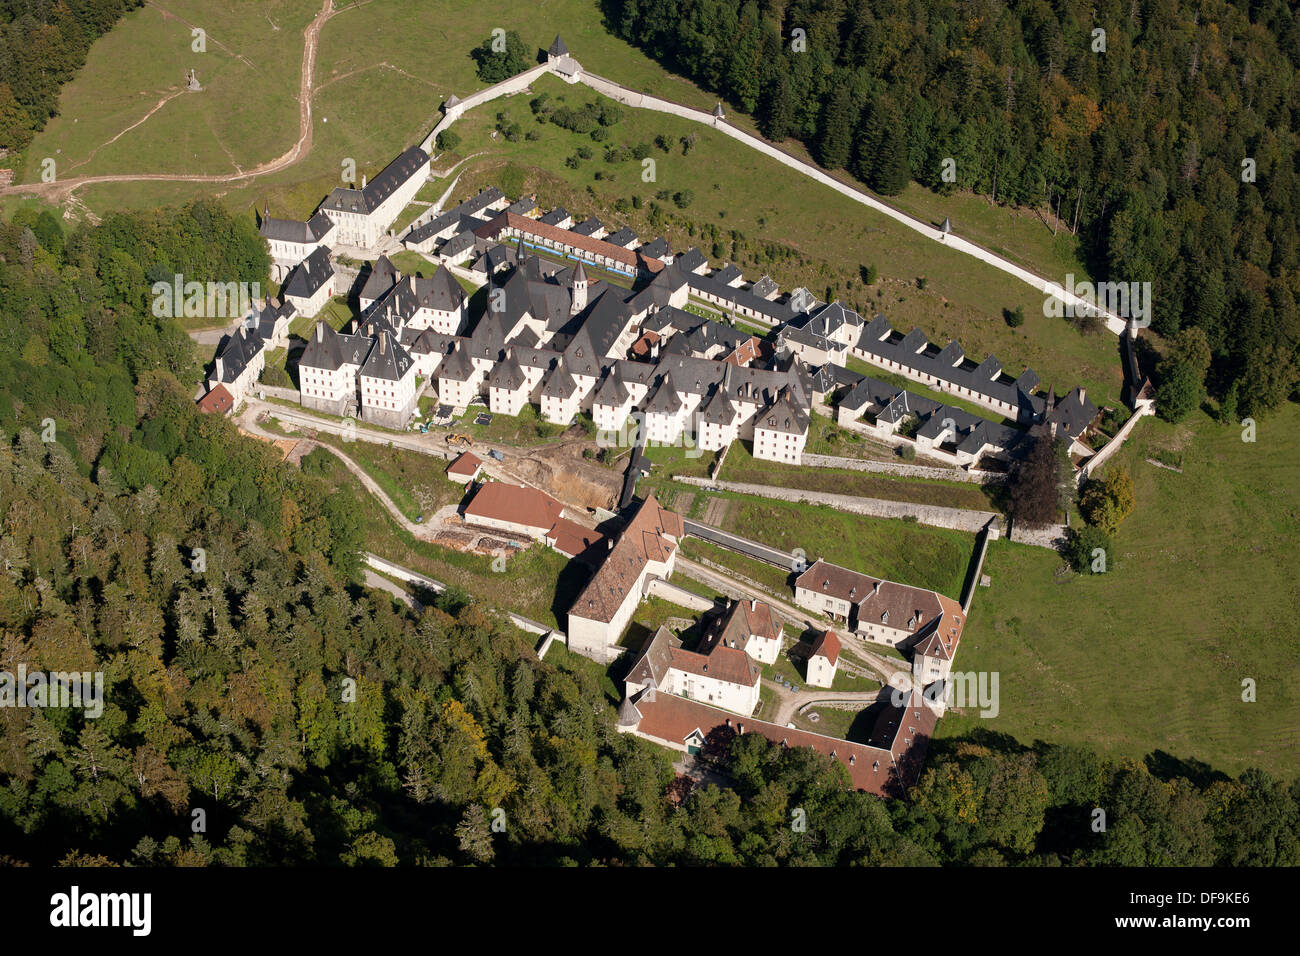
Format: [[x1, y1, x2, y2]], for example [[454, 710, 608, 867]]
[[646, 480, 974, 600], [305, 446, 579, 627], [942, 405, 1300, 777], [718, 439, 1001, 513], [309, 434, 465, 521]]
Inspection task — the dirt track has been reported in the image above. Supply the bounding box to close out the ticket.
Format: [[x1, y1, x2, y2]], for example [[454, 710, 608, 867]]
[[0, 0, 337, 201]]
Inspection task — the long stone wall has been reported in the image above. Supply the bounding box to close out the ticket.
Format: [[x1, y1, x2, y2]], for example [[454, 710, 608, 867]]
[[1078, 403, 1155, 484], [675, 475, 1000, 534], [646, 578, 717, 611], [802, 452, 1006, 484]]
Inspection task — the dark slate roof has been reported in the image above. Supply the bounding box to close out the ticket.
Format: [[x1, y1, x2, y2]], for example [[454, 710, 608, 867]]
[[461, 187, 505, 216], [505, 196, 538, 216], [1045, 387, 1099, 438], [282, 246, 334, 300], [440, 230, 477, 258], [713, 263, 743, 285], [260, 211, 335, 244], [359, 254, 398, 303], [467, 311, 508, 363], [756, 386, 809, 435], [571, 216, 602, 236], [593, 366, 630, 407], [605, 227, 639, 248], [857, 314, 1044, 416], [686, 267, 806, 323], [488, 349, 527, 391], [437, 341, 476, 382], [838, 374, 1026, 454], [472, 243, 515, 274], [548, 35, 569, 56], [539, 206, 570, 227], [359, 330, 414, 382], [644, 373, 683, 414], [640, 236, 670, 259], [213, 327, 264, 384], [300, 320, 373, 372], [413, 265, 468, 312], [250, 297, 295, 340], [319, 145, 428, 215], [541, 358, 577, 398], [401, 327, 457, 356], [698, 383, 736, 424], [674, 247, 707, 272]]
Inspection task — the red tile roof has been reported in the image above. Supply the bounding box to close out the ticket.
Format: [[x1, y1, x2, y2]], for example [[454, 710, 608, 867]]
[[797, 559, 943, 633], [197, 383, 234, 415], [668, 642, 761, 687], [628, 691, 935, 796], [545, 516, 606, 560], [476, 212, 666, 274], [707, 598, 782, 652], [462, 481, 562, 533], [569, 495, 681, 624], [809, 629, 842, 665], [447, 451, 483, 476], [914, 593, 965, 662]]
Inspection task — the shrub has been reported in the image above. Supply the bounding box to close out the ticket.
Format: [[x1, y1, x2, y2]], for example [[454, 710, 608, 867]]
[[1078, 467, 1135, 535], [435, 129, 461, 152], [1061, 524, 1112, 573]]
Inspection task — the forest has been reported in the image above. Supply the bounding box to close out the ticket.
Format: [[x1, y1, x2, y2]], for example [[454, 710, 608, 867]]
[[601, 0, 1300, 419], [0, 205, 1297, 866], [0, 0, 143, 153]]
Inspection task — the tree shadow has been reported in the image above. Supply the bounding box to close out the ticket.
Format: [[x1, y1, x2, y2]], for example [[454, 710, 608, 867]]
[[549, 559, 594, 632], [1144, 750, 1230, 788]]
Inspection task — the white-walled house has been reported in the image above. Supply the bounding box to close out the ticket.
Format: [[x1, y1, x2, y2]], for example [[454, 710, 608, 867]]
[[806, 630, 841, 689], [281, 246, 335, 319], [707, 598, 784, 666], [625, 625, 761, 716], [247, 297, 295, 351], [207, 327, 265, 406], [299, 321, 373, 417], [359, 330, 419, 428], [318, 146, 430, 248], [260, 210, 335, 282], [752, 386, 809, 464], [567, 495, 682, 662]]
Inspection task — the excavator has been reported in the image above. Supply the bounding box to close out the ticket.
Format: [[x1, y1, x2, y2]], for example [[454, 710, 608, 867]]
[[445, 433, 475, 448]]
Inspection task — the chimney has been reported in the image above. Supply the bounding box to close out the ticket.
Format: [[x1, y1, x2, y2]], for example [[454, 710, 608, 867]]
[[380, 332, 387, 355], [750, 598, 756, 611], [316, 322, 324, 341], [215, 357, 224, 380], [1078, 387, 1086, 405]]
